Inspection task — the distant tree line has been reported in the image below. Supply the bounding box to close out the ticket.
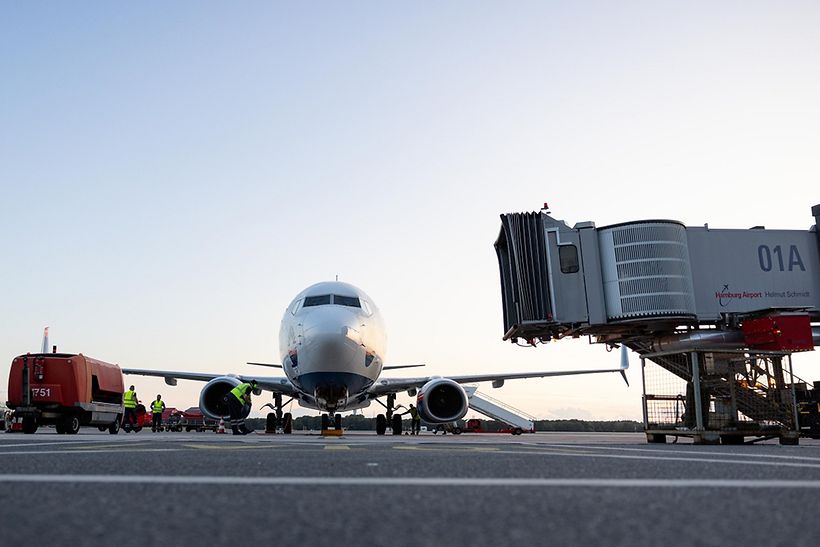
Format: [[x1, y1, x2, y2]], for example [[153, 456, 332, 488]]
[[246, 415, 642, 432]]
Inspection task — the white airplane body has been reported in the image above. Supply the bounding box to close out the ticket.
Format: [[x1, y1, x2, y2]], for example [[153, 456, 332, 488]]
[[124, 281, 627, 431]]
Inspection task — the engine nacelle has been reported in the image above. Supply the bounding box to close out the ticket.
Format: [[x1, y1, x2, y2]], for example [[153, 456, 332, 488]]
[[199, 376, 251, 420], [416, 378, 469, 423]]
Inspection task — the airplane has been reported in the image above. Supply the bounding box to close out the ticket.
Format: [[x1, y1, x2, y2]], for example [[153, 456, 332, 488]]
[[123, 281, 629, 434]]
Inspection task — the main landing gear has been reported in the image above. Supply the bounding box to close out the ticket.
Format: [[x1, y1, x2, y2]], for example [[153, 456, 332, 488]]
[[262, 394, 293, 434], [375, 394, 403, 436]]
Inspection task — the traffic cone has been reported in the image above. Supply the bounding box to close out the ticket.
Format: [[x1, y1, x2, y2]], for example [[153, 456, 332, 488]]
[[217, 418, 226, 434]]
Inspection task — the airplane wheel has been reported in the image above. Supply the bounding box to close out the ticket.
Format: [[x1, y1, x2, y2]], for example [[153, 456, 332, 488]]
[[321, 414, 330, 430], [282, 413, 292, 434], [392, 415, 402, 435], [334, 413, 342, 431], [266, 413, 278, 433], [376, 414, 387, 435]]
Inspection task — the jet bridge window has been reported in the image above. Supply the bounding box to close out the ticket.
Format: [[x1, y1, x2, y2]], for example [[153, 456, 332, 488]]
[[303, 295, 331, 307], [332, 295, 361, 308], [559, 245, 579, 274]]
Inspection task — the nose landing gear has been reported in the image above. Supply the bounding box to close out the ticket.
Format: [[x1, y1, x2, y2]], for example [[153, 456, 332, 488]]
[[375, 393, 402, 436], [261, 394, 294, 434]]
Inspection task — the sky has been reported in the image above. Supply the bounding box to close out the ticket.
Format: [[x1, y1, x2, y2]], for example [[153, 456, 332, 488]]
[[1, 1, 819, 420]]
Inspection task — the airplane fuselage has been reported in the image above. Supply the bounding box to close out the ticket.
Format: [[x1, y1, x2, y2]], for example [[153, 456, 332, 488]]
[[278, 281, 386, 413]]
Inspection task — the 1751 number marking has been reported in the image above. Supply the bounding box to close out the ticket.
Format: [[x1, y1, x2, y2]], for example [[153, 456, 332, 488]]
[[31, 387, 52, 398]]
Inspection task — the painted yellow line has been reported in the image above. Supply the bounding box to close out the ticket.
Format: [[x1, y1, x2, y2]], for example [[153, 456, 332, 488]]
[[324, 445, 351, 450], [516, 446, 593, 456], [393, 445, 499, 452], [182, 444, 279, 451], [66, 444, 144, 450]]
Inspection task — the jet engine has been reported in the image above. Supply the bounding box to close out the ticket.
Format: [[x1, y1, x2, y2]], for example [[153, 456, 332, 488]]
[[199, 376, 250, 420], [416, 378, 469, 423]]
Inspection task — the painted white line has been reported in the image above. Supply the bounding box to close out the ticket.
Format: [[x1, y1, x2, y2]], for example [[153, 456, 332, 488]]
[[0, 439, 139, 449], [0, 474, 819, 488], [503, 449, 820, 469], [0, 449, 183, 456], [533, 443, 820, 462]]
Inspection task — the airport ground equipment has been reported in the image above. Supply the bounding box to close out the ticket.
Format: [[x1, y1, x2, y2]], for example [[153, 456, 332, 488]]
[[110, 407, 183, 432], [796, 381, 820, 438], [463, 418, 527, 435], [122, 403, 151, 432], [463, 386, 535, 434], [179, 407, 219, 432], [6, 352, 124, 434], [495, 203, 820, 444]]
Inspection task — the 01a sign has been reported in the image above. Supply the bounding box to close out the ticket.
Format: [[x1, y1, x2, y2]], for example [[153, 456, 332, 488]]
[[758, 245, 806, 272]]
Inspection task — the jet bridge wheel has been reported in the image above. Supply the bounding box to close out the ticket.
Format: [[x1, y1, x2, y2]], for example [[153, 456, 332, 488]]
[[376, 414, 387, 435], [391, 415, 402, 435]]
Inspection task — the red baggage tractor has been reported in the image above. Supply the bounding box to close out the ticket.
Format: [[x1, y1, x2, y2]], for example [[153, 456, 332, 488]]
[[7, 352, 124, 434]]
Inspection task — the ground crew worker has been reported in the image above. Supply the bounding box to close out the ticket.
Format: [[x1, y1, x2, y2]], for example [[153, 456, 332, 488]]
[[223, 380, 257, 435], [151, 394, 166, 432], [402, 403, 422, 435], [123, 385, 138, 431]]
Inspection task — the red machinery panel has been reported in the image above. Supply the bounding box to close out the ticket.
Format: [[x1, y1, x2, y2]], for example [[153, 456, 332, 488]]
[[742, 315, 814, 351], [7, 353, 123, 407]]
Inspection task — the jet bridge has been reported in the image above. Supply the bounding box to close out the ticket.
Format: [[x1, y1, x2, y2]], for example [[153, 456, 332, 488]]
[[495, 204, 820, 444]]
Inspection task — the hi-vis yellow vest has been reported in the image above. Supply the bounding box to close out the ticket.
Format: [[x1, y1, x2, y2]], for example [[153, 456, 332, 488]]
[[230, 383, 252, 402], [124, 390, 137, 409], [152, 400, 164, 413]]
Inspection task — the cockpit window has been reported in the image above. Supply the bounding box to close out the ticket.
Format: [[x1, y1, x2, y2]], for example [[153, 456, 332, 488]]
[[303, 295, 331, 307], [302, 294, 362, 308], [333, 295, 361, 308], [289, 298, 304, 315]]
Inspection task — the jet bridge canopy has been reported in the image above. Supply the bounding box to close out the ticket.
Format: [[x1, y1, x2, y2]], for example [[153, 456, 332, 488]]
[[496, 204, 820, 344]]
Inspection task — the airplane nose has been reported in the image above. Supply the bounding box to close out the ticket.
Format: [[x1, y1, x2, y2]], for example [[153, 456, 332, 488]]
[[301, 312, 365, 370]]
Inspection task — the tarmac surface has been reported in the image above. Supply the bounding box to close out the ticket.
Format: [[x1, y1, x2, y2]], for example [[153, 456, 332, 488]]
[[1, 429, 819, 547]]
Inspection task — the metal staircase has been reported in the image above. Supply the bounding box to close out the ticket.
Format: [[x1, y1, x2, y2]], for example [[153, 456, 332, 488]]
[[629, 340, 800, 442], [463, 386, 535, 432]]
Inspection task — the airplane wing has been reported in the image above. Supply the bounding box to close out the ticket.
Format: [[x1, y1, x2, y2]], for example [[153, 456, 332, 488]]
[[121, 368, 298, 395], [382, 364, 425, 371], [367, 348, 629, 397]]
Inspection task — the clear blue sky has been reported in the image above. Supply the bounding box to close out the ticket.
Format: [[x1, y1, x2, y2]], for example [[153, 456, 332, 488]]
[[2, 2, 819, 419]]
